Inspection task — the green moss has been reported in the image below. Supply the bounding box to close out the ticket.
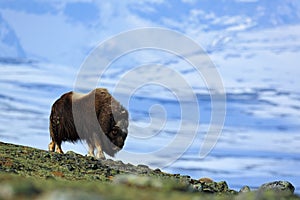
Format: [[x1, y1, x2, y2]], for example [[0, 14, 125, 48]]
[[0, 142, 299, 200]]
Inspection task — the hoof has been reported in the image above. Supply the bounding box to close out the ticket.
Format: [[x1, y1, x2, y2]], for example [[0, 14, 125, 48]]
[[56, 150, 64, 154], [87, 152, 95, 157], [55, 148, 64, 154], [96, 152, 106, 160], [48, 142, 55, 152]]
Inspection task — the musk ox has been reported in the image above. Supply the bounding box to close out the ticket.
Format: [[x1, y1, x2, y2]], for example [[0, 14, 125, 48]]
[[48, 88, 128, 159]]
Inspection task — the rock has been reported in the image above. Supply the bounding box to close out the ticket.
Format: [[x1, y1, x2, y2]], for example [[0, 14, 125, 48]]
[[216, 181, 229, 192], [65, 164, 75, 171], [199, 177, 214, 183], [239, 185, 251, 193], [43, 153, 51, 159], [137, 164, 149, 168], [201, 181, 229, 193], [191, 183, 202, 192], [259, 181, 295, 194], [65, 151, 79, 159], [153, 168, 161, 173]]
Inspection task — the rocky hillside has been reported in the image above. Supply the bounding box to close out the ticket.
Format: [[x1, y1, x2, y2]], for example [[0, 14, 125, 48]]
[[0, 141, 298, 200]]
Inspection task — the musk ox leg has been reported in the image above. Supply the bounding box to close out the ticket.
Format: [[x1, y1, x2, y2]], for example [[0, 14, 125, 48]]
[[55, 142, 64, 154], [48, 140, 63, 154], [96, 146, 105, 159], [94, 140, 105, 159], [48, 141, 55, 152], [87, 143, 95, 157]]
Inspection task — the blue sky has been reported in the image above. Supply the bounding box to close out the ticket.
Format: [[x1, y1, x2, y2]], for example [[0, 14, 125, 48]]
[[1, 0, 300, 67]]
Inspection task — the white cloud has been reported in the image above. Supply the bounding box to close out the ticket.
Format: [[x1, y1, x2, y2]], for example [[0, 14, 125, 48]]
[[0, 1, 159, 66]]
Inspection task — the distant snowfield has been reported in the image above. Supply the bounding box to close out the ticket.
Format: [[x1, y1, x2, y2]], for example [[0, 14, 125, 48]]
[[1, 34, 300, 190], [213, 25, 300, 91]]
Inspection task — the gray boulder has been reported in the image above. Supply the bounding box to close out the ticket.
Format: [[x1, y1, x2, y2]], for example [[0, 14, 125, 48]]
[[259, 181, 295, 194]]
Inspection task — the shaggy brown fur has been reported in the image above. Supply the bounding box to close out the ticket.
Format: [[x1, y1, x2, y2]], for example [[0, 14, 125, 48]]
[[49, 88, 128, 159]]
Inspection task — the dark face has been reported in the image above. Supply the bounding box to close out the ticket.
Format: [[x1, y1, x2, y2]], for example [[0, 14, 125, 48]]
[[115, 117, 128, 135], [110, 125, 128, 150], [108, 109, 129, 151], [101, 123, 128, 157], [107, 107, 129, 152]]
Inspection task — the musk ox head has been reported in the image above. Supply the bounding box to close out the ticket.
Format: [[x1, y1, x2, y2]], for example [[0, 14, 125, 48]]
[[107, 109, 129, 151], [96, 89, 129, 157]]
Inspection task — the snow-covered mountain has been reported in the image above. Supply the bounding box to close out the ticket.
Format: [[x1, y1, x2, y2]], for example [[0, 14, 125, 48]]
[[0, 13, 25, 58]]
